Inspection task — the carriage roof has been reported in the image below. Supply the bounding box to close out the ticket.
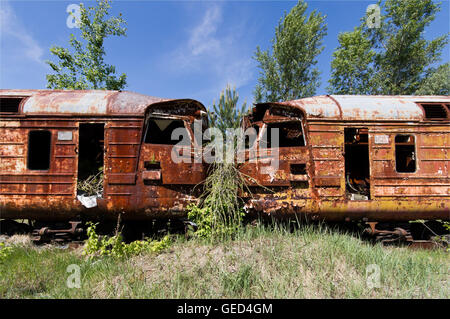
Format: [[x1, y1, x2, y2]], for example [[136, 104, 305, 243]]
[[0, 89, 206, 116], [256, 95, 450, 121]]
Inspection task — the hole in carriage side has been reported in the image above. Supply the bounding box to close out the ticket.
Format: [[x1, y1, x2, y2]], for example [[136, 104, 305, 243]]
[[344, 128, 370, 200], [77, 123, 105, 196]]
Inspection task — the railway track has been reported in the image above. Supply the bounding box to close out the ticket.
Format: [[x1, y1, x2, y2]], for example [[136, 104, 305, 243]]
[[0, 218, 448, 250]]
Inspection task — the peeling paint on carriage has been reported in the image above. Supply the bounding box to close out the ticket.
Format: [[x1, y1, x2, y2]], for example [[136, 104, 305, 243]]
[[0, 89, 167, 115], [242, 95, 450, 221], [1, 91, 448, 223], [0, 90, 207, 221], [274, 95, 450, 121]]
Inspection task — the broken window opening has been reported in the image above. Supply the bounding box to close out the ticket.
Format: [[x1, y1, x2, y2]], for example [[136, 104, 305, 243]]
[[420, 103, 448, 120], [144, 118, 189, 145], [262, 121, 305, 148], [0, 98, 22, 113], [291, 181, 309, 189], [28, 130, 51, 170], [395, 135, 416, 173], [344, 128, 370, 200], [77, 123, 105, 196], [144, 161, 161, 170], [290, 163, 307, 175]]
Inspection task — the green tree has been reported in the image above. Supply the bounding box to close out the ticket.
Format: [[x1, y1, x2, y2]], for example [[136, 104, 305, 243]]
[[253, 0, 327, 103], [327, 27, 375, 94], [46, 0, 127, 90], [415, 63, 450, 95], [328, 0, 448, 95], [208, 85, 247, 134]]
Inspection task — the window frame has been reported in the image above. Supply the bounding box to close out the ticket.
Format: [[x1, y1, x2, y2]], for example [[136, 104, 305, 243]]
[[417, 102, 449, 121], [0, 96, 26, 115], [394, 134, 417, 174], [259, 120, 307, 149], [27, 130, 52, 171], [143, 116, 192, 146]]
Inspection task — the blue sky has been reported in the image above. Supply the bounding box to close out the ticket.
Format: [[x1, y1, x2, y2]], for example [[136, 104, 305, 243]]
[[1, 0, 449, 109]]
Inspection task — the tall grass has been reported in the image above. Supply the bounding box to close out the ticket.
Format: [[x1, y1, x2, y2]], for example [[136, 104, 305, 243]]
[[187, 85, 249, 240], [194, 162, 246, 240], [1, 223, 448, 298]]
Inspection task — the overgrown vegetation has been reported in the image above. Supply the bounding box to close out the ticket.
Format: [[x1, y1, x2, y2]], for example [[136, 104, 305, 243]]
[[1, 223, 448, 298], [82, 222, 171, 258], [187, 164, 246, 240], [412, 220, 450, 252], [77, 168, 104, 196], [187, 86, 248, 240], [0, 242, 13, 262]]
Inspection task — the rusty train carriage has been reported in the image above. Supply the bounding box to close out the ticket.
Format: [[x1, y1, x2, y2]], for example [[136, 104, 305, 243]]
[[241, 95, 450, 222], [0, 90, 207, 221], [0, 90, 449, 228]]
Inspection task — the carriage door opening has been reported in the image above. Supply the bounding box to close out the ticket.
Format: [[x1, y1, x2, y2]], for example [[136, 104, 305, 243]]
[[344, 128, 370, 200], [77, 123, 105, 196]]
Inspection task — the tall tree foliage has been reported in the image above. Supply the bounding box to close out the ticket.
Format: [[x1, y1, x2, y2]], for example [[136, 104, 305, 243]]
[[328, 0, 448, 95], [253, 0, 327, 103], [415, 63, 450, 95], [208, 85, 247, 134], [46, 0, 127, 90], [327, 27, 375, 94]]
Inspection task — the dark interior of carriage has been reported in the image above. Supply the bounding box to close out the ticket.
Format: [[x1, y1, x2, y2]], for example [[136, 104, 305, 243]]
[[395, 135, 416, 173], [77, 123, 104, 194], [344, 128, 370, 200], [0, 97, 22, 113], [262, 121, 306, 148], [144, 118, 188, 145], [28, 130, 51, 170]]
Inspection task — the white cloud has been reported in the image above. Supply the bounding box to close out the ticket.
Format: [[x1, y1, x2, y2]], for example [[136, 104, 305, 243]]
[[168, 4, 254, 98], [0, 1, 45, 66], [189, 5, 222, 56]]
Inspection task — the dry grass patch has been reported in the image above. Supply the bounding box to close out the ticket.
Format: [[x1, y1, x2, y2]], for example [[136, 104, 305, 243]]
[[1, 223, 448, 298], [5, 234, 33, 247]]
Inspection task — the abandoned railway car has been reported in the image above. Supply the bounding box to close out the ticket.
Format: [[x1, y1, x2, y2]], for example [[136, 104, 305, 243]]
[[0, 90, 449, 242], [0, 90, 207, 223], [240, 95, 450, 224]]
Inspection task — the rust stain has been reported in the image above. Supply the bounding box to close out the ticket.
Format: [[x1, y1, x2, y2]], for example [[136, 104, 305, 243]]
[[0, 90, 206, 220], [0, 90, 449, 223], [241, 96, 450, 221]]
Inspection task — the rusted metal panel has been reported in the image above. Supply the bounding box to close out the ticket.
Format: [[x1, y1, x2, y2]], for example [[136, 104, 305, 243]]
[[269, 95, 450, 121], [0, 90, 207, 220], [331, 95, 424, 120], [280, 96, 341, 119], [1, 90, 448, 222], [142, 170, 161, 181], [242, 95, 450, 221], [313, 176, 341, 187], [0, 89, 198, 116], [23, 90, 111, 114]]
